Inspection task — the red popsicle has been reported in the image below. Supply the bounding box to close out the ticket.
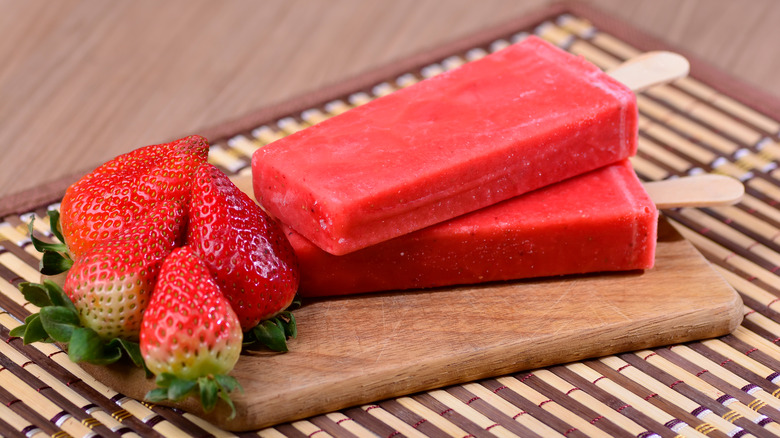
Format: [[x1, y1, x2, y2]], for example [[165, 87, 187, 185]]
[[286, 160, 658, 297], [253, 36, 638, 255]]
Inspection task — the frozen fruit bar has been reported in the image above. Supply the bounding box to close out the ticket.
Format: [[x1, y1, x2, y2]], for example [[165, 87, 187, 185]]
[[253, 36, 638, 255], [287, 160, 658, 297]]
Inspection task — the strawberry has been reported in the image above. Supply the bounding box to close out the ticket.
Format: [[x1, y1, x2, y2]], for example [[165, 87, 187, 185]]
[[64, 201, 185, 341], [141, 246, 242, 415], [60, 135, 208, 261], [187, 163, 299, 331]]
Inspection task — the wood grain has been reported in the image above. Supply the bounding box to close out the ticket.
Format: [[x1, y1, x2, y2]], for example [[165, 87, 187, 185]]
[[1, 0, 779, 203], [82, 218, 743, 431]]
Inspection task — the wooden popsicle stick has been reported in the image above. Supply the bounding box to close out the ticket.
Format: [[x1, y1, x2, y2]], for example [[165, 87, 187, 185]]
[[607, 51, 690, 92], [230, 172, 744, 211], [643, 174, 744, 209]]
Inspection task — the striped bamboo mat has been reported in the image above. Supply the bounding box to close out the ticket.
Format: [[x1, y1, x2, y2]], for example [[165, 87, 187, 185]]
[[3, 6, 780, 437]]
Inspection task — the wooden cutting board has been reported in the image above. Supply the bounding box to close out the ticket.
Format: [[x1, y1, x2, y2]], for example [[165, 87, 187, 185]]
[[83, 217, 743, 431]]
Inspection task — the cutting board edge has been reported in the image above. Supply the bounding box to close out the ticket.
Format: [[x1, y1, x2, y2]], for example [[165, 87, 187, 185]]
[[79, 284, 743, 431], [227, 291, 745, 431]]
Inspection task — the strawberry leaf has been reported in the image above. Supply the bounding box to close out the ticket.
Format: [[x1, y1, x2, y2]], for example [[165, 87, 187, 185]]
[[168, 378, 197, 401], [9, 312, 49, 342], [39, 306, 80, 343], [31, 239, 69, 254], [214, 374, 242, 394], [68, 327, 123, 365], [145, 373, 240, 418], [43, 280, 77, 314], [198, 376, 218, 412], [18, 282, 53, 308], [16, 280, 146, 369], [242, 310, 298, 352], [8, 324, 26, 338], [218, 392, 237, 420], [219, 391, 236, 420], [277, 311, 297, 339], [145, 388, 169, 403], [214, 376, 240, 419], [40, 251, 74, 275], [46, 210, 66, 244], [22, 314, 50, 344], [247, 319, 288, 352], [28, 215, 72, 275], [154, 372, 178, 388], [113, 339, 145, 369], [110, 338, 152, 376], [29, 224, 68, 254]]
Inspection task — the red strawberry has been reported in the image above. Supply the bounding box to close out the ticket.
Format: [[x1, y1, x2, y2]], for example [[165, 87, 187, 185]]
[[140, 246, 242, 414], [187, 163, 299, 330], [60, 135, 208, 261], [64, 201, 185, 341]]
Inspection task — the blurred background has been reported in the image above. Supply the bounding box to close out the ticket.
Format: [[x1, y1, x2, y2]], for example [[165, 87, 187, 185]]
[[1, 0, 778, 201]]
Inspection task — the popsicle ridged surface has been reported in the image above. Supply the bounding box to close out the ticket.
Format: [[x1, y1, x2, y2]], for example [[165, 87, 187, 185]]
[[252, 36, 638, 255]]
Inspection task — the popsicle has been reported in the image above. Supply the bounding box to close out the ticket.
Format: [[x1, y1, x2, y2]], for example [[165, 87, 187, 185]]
[[253, 36, 639, 255], [285, 160, 659, 297]]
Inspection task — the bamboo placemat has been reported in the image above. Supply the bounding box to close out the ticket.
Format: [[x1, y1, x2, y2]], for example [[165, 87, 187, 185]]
[[3, 4, 780, 437]]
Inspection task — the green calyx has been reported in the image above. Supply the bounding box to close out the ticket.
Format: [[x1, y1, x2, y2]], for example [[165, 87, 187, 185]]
[[29, 210, 73, 275], [146, 372, 242, 419], [243, 296, 301, 352], [15, 210, 144, 368], [9, 280, 145, 368], [16, 208, 302, 419]]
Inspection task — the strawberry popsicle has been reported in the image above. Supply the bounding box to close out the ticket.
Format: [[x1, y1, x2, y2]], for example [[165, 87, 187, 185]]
[[253, 36, 638, 255], [286, 160, 658, 297]]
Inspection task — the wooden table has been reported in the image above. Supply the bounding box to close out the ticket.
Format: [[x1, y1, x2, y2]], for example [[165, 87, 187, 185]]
[[1, 0, 779, 202]]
